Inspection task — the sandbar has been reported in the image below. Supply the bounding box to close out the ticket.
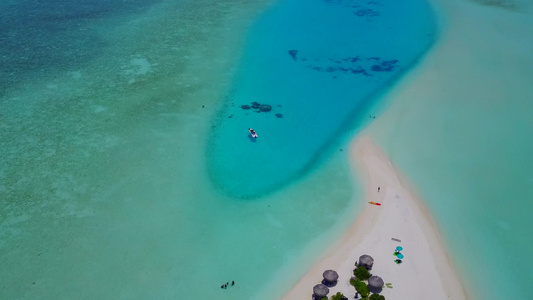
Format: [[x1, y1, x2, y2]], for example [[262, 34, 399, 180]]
[[281, 135, 467, 299]]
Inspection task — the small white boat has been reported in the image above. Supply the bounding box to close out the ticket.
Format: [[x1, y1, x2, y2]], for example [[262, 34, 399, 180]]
[[248, 128, 258, 139]]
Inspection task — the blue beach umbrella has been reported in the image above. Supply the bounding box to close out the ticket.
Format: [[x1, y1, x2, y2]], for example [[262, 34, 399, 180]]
[[396, 246, 403, 251], [397, 253, 404, 259]]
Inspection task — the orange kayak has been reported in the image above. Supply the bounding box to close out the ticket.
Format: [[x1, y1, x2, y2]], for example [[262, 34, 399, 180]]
[[368, 201, 382, 206]]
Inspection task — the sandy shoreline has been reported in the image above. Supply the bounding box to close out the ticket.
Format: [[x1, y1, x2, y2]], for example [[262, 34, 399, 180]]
[[281, 135, 467, 299]]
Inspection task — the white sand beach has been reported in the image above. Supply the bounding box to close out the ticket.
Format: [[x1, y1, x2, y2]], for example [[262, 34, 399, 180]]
[[281, 136, 467, 300]]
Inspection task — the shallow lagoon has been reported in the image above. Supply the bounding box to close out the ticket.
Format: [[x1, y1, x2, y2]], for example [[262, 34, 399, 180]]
[[208, 0, 436, 198]]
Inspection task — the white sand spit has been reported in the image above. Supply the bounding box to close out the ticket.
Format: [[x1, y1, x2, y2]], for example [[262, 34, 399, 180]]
[[281, 135, 467, 300]]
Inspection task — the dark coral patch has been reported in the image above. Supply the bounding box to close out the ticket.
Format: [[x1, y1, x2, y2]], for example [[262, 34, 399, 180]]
[[239, 101, 279, 115], [371, 65, 393, 72], [259, 104, 272, 112], [354, 9, 380, 17], [288, 50, 299, 61], [301, 53, 397, 78], [275, 113, 283, 118], [350, 67, 368, 75], [381, 59, 399, 66], [371, 59, 398, 72]]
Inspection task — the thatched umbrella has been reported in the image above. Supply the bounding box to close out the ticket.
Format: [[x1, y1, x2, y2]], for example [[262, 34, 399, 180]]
[[313, 284, 329, 298], [358, 254, 374, 270], [368, 275, 384, 293], [322, 269, 339, 286]]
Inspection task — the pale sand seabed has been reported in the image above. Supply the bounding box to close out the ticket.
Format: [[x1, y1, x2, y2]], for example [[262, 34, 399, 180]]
[[281, 136, 466, 300]]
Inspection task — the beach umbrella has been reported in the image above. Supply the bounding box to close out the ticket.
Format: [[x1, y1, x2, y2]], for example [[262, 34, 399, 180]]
[[322, 269, 339, 286], [397, 253, 404, 259], [368, 275, 385, 293], [396, 246, 403, 251], [358, 254, 374, 270], [313, 284, 329, 298]]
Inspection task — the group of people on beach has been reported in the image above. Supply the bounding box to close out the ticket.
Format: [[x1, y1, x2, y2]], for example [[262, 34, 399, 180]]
[[220, 281, 235, 289]]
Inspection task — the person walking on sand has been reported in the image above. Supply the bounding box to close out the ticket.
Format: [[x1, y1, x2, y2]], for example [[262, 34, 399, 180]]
[[378, 187, 380, 192]]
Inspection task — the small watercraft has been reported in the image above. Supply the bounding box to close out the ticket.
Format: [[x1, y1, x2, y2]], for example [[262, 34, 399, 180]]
[[368, 201, 381, 206], [248, 128, 258, 139]]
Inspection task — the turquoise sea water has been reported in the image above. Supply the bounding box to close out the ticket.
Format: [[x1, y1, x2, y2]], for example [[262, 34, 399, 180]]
[[209, 0, 436, 198], [1, 0, 434, 299]]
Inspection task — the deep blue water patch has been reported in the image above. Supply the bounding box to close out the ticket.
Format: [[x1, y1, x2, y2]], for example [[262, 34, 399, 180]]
[[0, 0, 160, 94], [207, 0, 436, 198]]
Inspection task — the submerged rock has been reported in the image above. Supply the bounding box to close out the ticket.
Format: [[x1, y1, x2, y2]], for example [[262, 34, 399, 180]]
[[275, 113, 283, 118], [259, 104, 272, 112], [371, 65, 393, 72], [288, 49, 299, 60], [355, 9, 380, 17]]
